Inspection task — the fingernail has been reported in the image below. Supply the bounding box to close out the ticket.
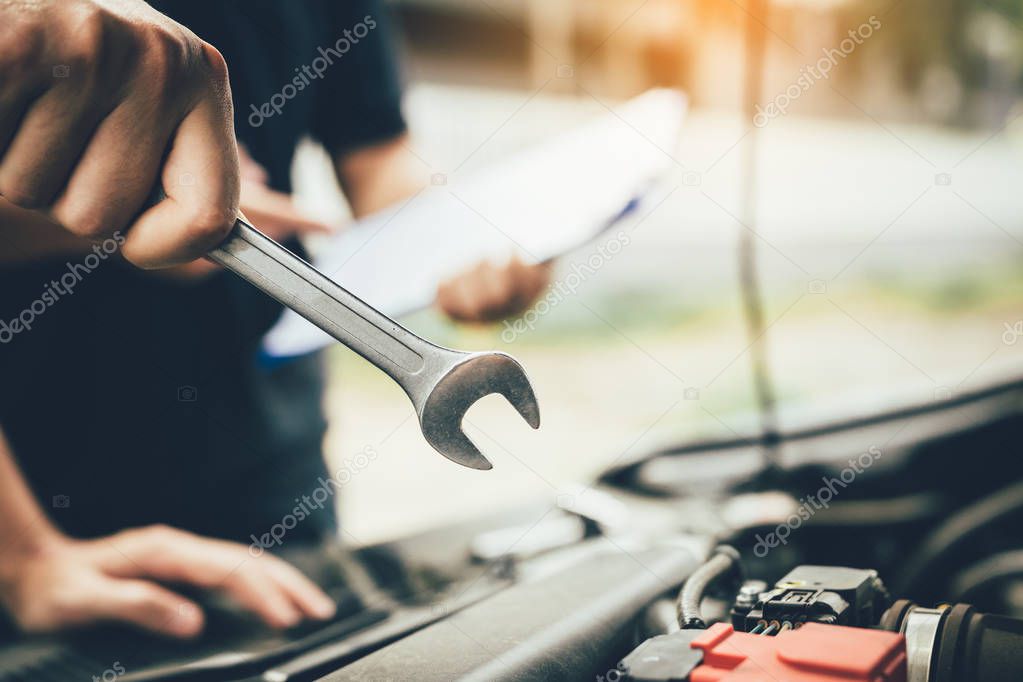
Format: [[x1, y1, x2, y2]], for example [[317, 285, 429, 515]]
[[173, 603, 203, 637], [312, 597, 336, 620]]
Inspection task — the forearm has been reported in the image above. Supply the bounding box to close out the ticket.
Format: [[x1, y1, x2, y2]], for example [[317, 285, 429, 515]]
[[333, 134, 427, 217], [0, 429, 62, 564]]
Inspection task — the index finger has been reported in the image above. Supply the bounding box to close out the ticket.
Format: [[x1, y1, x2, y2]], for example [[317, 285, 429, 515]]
[[100, 527, 332, 627], [120, 45, 239, 268]]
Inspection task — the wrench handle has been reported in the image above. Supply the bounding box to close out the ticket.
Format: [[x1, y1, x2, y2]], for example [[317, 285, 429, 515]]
[[209, 219, 429, 377]]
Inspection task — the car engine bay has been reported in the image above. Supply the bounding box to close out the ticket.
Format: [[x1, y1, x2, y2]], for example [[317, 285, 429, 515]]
[[3, 376, 1021, 681]]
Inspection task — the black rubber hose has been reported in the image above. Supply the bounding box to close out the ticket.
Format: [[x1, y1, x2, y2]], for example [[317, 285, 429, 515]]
[[677, 545, 742, 629], [897, 479, 1023, 595], [949, 550, 1023, 602]]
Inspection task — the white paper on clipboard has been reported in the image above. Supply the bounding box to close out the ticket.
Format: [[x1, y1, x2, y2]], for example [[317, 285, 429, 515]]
[[262, 88, 687, 359]]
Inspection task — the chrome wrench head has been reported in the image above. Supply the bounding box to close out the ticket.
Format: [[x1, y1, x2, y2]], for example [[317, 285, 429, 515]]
[[183, 212, 539, 472], [417, 351, 541, 470]]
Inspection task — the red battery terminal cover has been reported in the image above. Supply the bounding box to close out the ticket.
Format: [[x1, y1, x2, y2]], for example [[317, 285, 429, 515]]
[[689, 622, 907, 682]]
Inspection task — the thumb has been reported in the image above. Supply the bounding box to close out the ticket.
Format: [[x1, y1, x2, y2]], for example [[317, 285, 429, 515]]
[[86, 577, 205, 639]]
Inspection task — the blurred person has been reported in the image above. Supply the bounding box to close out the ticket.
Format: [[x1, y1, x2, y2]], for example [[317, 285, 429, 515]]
[[0, 0, 550, 639]]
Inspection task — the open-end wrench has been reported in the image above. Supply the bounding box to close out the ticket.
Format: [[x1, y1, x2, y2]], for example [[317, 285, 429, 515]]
[[206, 217, 540, 470]]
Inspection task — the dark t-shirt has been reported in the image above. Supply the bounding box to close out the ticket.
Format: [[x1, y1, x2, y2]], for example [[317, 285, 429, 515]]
[[0, 0, 406, 544]]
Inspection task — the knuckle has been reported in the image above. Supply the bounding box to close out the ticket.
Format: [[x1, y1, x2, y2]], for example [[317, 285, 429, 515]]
[[61, 7, 107, 75], [183, 202, 235, 248], [232, 568, 268, 594], [121, 523, 168, 541], [0, 21, 44, 81], [121, 582, 160, 607], [0, 184, 43, 211], [231, 558, 266, 580], [138, 27, 191, 93], [199, 41, 230, 85], [145, 523, 178, 541], [117, 580, 166, 613], [114, 525, 149, 546], [59, 203, 121, 239], [117, 581, 147, 602]]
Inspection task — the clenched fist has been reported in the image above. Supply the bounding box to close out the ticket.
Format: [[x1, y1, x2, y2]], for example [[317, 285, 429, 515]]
[[0, 0, 240, 267]]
